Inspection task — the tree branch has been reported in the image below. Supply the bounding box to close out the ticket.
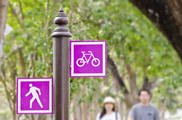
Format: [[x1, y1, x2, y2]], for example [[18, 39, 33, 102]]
[[121, 55, 137, 84], [121, 55, 138, 99], [10, 62, 17, 120], [129, 0, 182, 61], [107, 55, 128, 94], [9, 2, 27, 33], [18, 48, 26, 77], [18, 0, 24, 20], [142, 77, 157, 94], [0, 70, 13, 112], [2, 45, 23, 60], [0, 0, 8, 66]]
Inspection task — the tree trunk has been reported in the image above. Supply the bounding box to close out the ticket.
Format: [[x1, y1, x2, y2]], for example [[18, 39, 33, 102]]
[[72, 95, 78, 120], [0, 0, 8, 66], [18, 48, 26, 77], [73, 94, 82, 120], [31, 114, 35, 120], [11, 62, 17, 120], [129, 0, 182, 61], [81, 84, 87, 120], [118, 101, 123, 120], [107, 55, 138, 107], [81, 102, 87, 120], [107, 55, 156, 109], [37, 114, 47, 120]]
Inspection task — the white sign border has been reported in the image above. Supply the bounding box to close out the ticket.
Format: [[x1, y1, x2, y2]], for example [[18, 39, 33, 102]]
[[71, 41, 106, 77], [17, 78, 53, 114]]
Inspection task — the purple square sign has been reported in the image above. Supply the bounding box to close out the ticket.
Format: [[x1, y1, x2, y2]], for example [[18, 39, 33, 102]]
[[17, 78, 53, 114], [70, 41, 107, 77]]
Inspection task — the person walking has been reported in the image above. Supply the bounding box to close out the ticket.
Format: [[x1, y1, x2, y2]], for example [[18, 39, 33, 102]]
[[25, 83, 43, 108], [128, 89, 160, 120], [96, 96, 121, 120]]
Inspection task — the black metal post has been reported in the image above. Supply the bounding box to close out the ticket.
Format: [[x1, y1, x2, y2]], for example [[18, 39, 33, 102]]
[[51, 7, 72, 120]]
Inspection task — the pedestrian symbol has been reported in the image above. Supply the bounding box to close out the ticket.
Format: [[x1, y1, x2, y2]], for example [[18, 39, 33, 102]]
[[25, 84, 43, 108], [17, 78, 53, 114]]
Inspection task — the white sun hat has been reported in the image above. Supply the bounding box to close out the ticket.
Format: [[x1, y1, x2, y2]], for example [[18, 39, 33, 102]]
[[103, 96, 115, 106]]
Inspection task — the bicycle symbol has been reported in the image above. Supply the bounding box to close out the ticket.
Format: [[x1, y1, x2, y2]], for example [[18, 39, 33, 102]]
[[76, 51, 100, 67]]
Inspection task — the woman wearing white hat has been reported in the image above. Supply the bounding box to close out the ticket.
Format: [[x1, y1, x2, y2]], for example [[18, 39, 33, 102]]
[[96, 96, 121, 120]]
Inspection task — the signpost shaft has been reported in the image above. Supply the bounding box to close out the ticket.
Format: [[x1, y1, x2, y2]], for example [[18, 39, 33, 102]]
[[51, 7, 72, 120]]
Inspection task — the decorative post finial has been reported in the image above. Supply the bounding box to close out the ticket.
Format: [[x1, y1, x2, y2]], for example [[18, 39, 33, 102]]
[[51, 6, 72, 37], [59, 7, 64, 12]]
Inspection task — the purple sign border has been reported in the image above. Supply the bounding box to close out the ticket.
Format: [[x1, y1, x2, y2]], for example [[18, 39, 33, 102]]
[[70, 41, 107, 77], [17, 77, 53, 114]]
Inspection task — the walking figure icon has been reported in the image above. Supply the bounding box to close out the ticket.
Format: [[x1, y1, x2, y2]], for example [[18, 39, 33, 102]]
[[25, 83, 43, 108], [76, 51, 100, 67]]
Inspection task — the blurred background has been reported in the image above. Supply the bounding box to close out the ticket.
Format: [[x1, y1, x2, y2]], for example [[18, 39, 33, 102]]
[[0, 0, 182, 120]]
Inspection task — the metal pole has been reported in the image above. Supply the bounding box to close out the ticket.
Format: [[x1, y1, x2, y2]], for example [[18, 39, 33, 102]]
[[51, 7, 72, 120]]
